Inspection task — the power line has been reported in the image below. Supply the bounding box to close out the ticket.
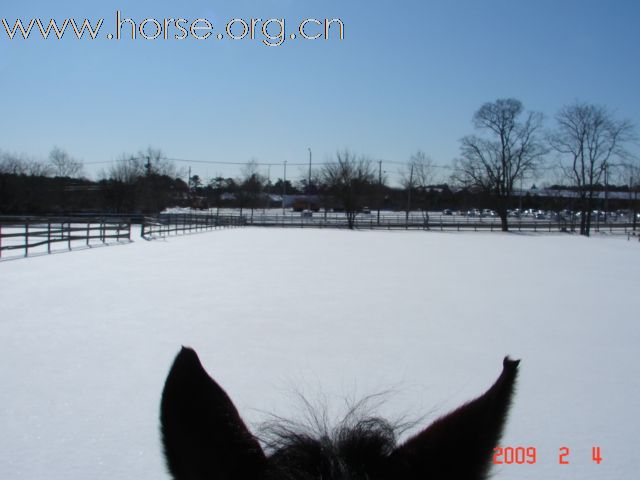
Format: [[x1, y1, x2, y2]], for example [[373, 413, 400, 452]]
[[85, 155, 459, 169]]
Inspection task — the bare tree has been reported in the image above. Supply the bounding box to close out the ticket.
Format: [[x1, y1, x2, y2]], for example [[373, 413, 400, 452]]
[[0, 151, 27, 175], [320, 150, 376, 229], [49, 147, 84, 178], [238, 159, 266, 218], [0, 151, 52, 176], [453, 99, 546, 231], [401, 150, 435, 224], [548, 102, 636, 236], [107, 154, 145, 184], [24, 160, 53, 177], [100, 154, 144, 212], [137, 147, 178, 178]]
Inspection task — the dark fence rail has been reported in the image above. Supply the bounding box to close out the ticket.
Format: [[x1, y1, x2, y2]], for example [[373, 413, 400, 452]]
[[144, 210, 639, 234], [141, 213, 246, 238], [0, 216, 132, 259], [3, 212, 636, 260], [242, 212, 638, 233]]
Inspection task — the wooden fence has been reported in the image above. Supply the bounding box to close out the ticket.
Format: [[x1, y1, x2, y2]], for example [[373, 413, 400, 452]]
[[0, 216, 132, 259], [142, 211, 638, 234], [242, 212, 638, 233], [3, 212, 635, 260], [141, 213, 246, 238]]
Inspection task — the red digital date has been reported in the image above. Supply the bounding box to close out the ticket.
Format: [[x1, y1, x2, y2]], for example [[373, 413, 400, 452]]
[[494, 446, 603, 465], [493, 446, 537, 464]]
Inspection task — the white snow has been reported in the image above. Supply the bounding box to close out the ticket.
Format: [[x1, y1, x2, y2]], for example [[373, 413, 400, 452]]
[[1, 228, 638, 479]]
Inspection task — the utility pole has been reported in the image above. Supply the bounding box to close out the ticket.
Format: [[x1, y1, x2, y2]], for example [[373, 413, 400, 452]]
[[308, 148, 312, 191], [307, 147, 312, 211], [632, 172, 638, 232], [265, 164, 271, 213], [519, 174, 523, 214], [377, 160, 382, 226], [406, 163, 414, 227], [604, 163, 609, 223], [282, 161, 287, 214]]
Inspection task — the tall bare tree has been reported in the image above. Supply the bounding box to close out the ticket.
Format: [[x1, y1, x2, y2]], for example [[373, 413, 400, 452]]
[[49, 147, 84, 178], [0, 151, 52, 176], [0, 151, 28, 175], [453, 99, 546, 231], [320, 150, 376, 229], [138, 147, 177, 178], [106, 154, 144, 184], [548, 102, 636, 236], [101, 148, 180, 213], [238, 159, 266, 218], [401, 150, 435, 224]]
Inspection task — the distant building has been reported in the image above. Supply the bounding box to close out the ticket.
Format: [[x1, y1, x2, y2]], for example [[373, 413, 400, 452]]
[[283, 195, 321, 211]]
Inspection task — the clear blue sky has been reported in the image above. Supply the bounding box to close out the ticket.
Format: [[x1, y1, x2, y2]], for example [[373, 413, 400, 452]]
[[1, 0, 639, 185]]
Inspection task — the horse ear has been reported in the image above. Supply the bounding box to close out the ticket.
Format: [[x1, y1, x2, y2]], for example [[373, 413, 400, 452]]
[[160, 347, 266, 480], [391, 357, 520, 480]]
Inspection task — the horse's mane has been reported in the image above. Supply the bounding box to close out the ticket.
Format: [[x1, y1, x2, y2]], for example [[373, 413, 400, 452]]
[[258, 394, 418, 480]]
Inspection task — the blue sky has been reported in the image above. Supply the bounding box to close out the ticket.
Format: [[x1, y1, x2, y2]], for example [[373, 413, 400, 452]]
[[1, 0, 639, 184]]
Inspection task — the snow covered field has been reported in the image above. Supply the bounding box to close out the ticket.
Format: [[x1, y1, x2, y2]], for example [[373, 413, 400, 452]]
[[1, 228, 638, 479]]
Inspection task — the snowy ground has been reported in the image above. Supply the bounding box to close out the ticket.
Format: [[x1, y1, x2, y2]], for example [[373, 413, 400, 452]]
[[1, 228, 638, 479]]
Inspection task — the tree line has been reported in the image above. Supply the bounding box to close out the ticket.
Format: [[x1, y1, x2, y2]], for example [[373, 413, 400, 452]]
[[1, 99, 638, 235]]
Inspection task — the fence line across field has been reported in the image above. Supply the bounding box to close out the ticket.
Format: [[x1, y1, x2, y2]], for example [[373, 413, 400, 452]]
[[140, 213, 246, 238], [0, 216, 132, 259], [145, 211, 638, 234], [2, 212, 637, 259]]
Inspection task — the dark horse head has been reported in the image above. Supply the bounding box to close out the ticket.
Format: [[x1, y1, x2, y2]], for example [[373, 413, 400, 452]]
[[160, 347, 519, 480]]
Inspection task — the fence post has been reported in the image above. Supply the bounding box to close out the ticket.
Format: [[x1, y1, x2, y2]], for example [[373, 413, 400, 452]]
[[87, 222, 91, 246], [25, 222, 29, 257], [68, 223, 72, 250], [48, 222, 51, 254]]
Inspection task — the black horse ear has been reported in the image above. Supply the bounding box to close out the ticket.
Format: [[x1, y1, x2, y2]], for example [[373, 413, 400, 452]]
[[160, 347, 266, 480], [391, 357, 520, 480]]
